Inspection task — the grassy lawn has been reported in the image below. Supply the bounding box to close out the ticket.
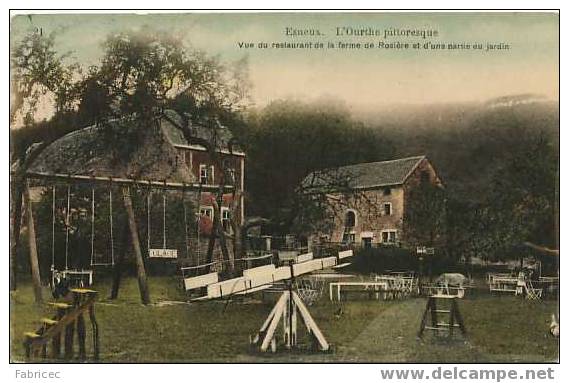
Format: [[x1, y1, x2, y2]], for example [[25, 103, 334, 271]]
[[10, 276, 558, 363]]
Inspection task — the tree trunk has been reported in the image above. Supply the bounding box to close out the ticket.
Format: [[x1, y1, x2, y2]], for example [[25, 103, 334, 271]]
[[205, 191, 233, 275], [24, 184, 43, 304], [205, 231, 216, 274], [122, 187, 150, 305], [10, 179, 24, 291], [214, 193, 232, 272], [110, 224, 131, 300], [230, 190, 245, 260]]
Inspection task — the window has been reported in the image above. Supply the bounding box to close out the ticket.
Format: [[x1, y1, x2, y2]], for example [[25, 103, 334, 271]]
[[221, 207, 231, 231], [345, 210, 356, 228], [223, 159, 235, 184], [383, 187, 391, 196], [420, 170, 430, 184], [199, 164, 208, 185], [199, 206, 213, 218], [383, 203, 392, 216], [381, 230, 397, 244], [342, 233, 356, 244], [225, 167, 236, 185], [199, 164, 215, 184]]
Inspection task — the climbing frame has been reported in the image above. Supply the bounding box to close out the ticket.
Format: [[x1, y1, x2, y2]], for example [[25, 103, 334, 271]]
[[23, 289, 99, 360]]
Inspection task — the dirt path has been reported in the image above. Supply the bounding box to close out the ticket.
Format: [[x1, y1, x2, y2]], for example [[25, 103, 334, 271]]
[[338, 298, 485, 362]]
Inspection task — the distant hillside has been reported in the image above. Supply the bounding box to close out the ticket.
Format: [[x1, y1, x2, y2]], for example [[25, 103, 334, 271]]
[[357, 96, 559, 202]]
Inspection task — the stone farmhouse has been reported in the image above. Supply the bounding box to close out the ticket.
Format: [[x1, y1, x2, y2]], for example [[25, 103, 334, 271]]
[[301, 155, 443, 248]]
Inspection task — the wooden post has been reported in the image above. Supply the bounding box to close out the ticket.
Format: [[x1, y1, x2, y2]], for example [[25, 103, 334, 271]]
[[77, 313, 87, 359], [110, 224, 130, 300], [88, 303, 100, 360], [10, 179, 24, 291], [122, 187, 150, 305], [24, 184, 43, 304], [51, 332, 61, 359], [64, 322, 75, 359]]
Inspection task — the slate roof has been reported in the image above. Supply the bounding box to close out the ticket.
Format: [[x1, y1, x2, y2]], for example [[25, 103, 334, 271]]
[[161, 109, 243, 154], [301, 155, 427, 191], [26, 115, 196, 183]]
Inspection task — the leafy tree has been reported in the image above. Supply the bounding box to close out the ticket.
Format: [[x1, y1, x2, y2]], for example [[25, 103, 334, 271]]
[[402, 182, 447, 250], [10, 28, 253, 288], [78, 29, 250, 124], [445, 132, 558, 266], [488, 134, 558, 253], [242, 99, 396, 232], [11, 30, 80, 126]]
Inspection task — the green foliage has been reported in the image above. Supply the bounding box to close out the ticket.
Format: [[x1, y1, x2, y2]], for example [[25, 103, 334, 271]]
[[488, 135, 558, 252], [10, 28, 559, 263], [351, 247, 418, 274], [11, 28, 250, 159], [445, 130, 557, 262], [242, 99, 396, 232], [11, 30, 80, 125], [79, 29, 250, 124], [403, 182, 446, 249]]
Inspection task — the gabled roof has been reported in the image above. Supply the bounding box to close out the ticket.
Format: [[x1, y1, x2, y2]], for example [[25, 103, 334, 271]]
[[160, 109, 244, 156], [301, 155, 427, 191], [26, 116, 196, 183]]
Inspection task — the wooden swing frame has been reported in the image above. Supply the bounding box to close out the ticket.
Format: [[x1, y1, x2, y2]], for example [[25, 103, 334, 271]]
[[22, 172, 233, 305]]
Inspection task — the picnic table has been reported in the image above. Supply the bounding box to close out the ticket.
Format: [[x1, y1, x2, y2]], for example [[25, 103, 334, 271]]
[[421, 284, 466, 298], [329, 281, 389, 302], [487, 273, 520, 294]]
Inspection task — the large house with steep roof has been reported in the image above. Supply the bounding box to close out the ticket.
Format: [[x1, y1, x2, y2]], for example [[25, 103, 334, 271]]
[[159, 110, 245, 227], [301, 155, 443, 247]]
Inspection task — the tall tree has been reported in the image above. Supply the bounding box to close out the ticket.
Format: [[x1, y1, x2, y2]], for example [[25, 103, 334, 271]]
[[242, 99, 395, 232], [402, 183, 447, 250], [488, 134, 558, 253], [11, 29, 79, 127]]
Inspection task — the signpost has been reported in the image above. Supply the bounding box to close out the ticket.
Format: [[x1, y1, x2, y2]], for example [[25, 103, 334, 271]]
[[416, 246, 435, 281]]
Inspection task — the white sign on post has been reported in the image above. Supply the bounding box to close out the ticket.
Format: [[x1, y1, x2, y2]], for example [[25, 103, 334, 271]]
[[416, 246, 435, 255], [149, 248, 178, 259]]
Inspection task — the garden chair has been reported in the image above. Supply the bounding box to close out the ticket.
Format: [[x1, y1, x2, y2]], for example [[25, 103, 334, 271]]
[[295, 278, 324, 306], [525, 280, 543, 300]]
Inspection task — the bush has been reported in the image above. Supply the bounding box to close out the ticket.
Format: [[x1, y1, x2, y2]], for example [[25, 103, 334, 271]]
[[350, 246, 418, 274], [349, 246, 468, 278]]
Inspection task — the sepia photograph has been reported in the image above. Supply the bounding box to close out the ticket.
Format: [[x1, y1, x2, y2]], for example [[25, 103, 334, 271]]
[[9, 10, 559, 365]]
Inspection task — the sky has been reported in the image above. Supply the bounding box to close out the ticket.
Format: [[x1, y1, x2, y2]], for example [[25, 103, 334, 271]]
[[10, 11, 559, 110]]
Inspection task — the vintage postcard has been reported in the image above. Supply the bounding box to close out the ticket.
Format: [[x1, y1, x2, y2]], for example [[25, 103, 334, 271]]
[[9, 10, 559, 367]]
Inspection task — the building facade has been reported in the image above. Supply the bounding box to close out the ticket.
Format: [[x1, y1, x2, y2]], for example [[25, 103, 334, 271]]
[[302, 156, 443, 248], [160, 110, 245, 230]]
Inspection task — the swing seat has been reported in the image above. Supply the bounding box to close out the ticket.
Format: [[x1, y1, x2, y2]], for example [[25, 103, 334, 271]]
[[149, 248, 178, 259], [69, 288, 97, 295], [58, 269, 94, 287]]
